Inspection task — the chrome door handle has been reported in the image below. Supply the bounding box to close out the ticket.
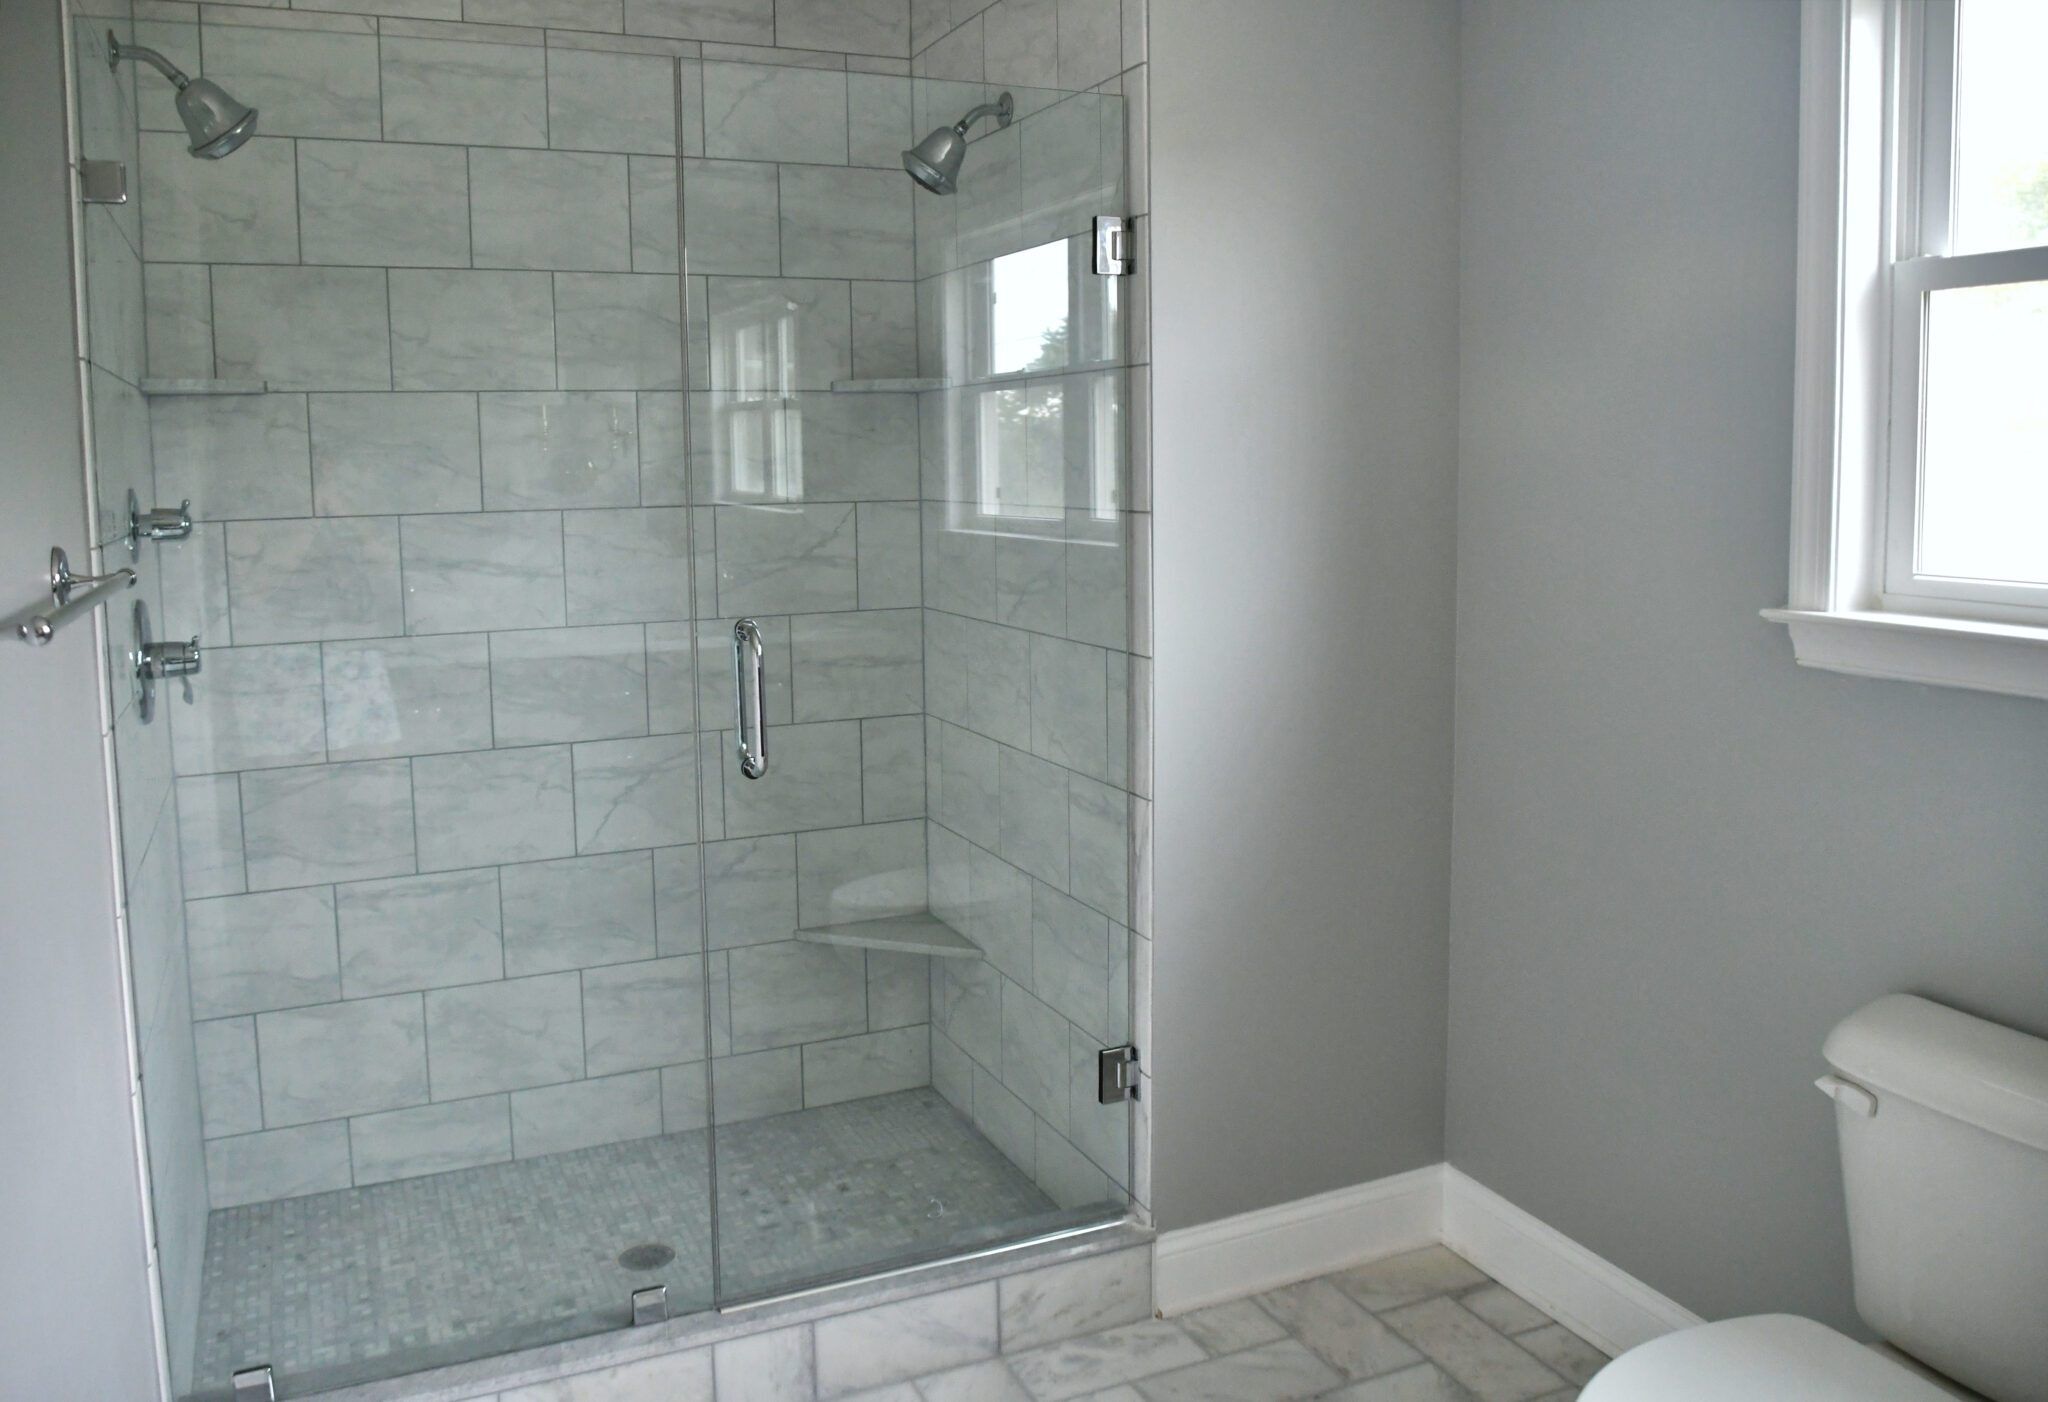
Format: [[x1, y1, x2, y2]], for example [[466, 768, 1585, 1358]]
[[733, 618, 767, 780]]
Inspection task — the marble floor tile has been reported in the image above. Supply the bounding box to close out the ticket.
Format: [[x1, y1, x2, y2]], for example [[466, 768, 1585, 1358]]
[[1378, 1297, 1564, 1402]]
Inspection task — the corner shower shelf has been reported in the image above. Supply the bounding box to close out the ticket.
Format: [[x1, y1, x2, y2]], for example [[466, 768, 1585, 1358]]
[[793, 911, 984, 959], [141, 377, 267, 396], [830, 377, 946, 393]]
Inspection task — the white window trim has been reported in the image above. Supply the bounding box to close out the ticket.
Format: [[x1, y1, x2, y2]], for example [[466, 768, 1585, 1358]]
[[1766, 0, 2048, 701]]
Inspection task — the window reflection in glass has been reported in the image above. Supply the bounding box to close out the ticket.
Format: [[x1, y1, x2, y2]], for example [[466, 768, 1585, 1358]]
[[711, 293, 803, 503]]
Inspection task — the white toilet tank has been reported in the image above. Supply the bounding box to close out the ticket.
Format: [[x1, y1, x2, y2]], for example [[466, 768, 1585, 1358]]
[[1822, 995, 2048, 1402]]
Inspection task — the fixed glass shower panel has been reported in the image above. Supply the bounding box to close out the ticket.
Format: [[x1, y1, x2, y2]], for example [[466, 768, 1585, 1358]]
[[686, 70, 1137, 1303]]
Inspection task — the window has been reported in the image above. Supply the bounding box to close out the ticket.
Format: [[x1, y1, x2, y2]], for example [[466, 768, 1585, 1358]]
[[1771, 0, 2048, 698]]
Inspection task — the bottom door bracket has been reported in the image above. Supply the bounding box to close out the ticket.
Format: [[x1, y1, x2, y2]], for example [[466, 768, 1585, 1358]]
[[631, 1284, 669, 1326], [230, 1364, 275, 1400]]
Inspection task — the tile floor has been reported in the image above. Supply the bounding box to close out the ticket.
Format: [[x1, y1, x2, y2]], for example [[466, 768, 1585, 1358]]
[[847, 1246, 1605, 1402], [189, 1089, 1087, 1399]]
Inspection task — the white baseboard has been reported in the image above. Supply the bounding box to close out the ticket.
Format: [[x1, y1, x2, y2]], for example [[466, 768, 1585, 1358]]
[[1154, 1164, 1702, 1360], [1441, 1166, 1702, 1358], [1153, 1166, 1443, 1314]]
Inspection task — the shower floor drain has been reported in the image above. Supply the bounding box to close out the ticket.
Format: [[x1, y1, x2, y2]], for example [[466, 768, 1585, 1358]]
[[617, 1243, 676, 1271]]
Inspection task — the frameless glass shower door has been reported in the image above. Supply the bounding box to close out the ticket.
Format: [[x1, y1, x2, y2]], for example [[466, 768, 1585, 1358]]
[[686, 67, 1137, 1303], [70, 0, 1141, 1392]]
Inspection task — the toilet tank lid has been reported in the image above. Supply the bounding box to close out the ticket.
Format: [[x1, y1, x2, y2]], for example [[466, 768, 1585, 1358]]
[[1824, 995, 2048, 1152]]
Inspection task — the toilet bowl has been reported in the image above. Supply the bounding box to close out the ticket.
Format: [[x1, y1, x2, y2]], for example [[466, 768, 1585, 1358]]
[[1579, 995, 2048, 1402]]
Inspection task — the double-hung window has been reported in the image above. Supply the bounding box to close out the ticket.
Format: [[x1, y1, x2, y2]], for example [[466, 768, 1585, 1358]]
[[1771, 0, 2048, 698]]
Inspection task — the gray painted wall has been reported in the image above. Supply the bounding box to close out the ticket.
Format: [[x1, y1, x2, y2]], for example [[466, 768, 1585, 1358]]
[[1149, 0, 1461, 1230], [0, 2, 169, 1396], [1449, 0, 2048, 1330]]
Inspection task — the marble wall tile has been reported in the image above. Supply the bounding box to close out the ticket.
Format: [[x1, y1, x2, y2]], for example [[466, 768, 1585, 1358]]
[[726, 940, 865, 1050], [556, 272, 685, 389], [998, 1245, 1150, 1353], [923, 502, 996, 617], [511, 1069, 662, 1157], [703, 61, 848, 164], [205, 1121, 353, 1207], [500, 850, 657, 975], [626, 0, 774, 45], [932, 721, 997, 849], [170, 643, 328, 776], [984, 0, 1058, 90], [1031, 879, 1108, 1041], [996, 520, 1066, 636], [630, 155, 682, 273], [564, 508, 694, 623], [324, 634, 493, 761], [240, 758, 416, 888], [849, 279, 917, 375], [703, 833, 797, 949], [1063, 507, 1128, 651], [212, 266, 392, 390], [867, 947, 929, 1027], [1029, 632, 1108, 776], [912, 15, 983, 82], [931, 955, 999, 1069], [1054, 0, 1120, 90], [425, 972, 585, 1099], [227, 517, 404, 643], [847, 74, 914, 169], [380, 38, 549, 148], [992, 744, 1066, 890], [310, 392, 483, 516], [780, 165, 914, 280], [582, 955, 707, 1073], [471, 148, 632, 271], [661, 1059, 710, 1130], [390, 269, 557, 390], [719, 718, 864, 835], [788, 392, 921, 500], [150, 392, 313, 521], [927, 611, 1031, 750], [715, 502, 858, 614], [711, 1044, 803, 1122], [490, 623, 649, 744], [401, 511, 566, 634], [969, 844, 1033, 986], [145, 262, 214, 379], [713, 1323, 814, 1402], [185, 885, 339, 1019], [643, 621, 695, 734], [257, 993, 430, 1126], [708, 276, 852, 389], [349, 1095, 512, 1184], [176, 774, 247, 899], [192, 1016, 263, 1137], [802, 1023, 927, 1106], [1066, 772, 1126, 918], [776, 0, 908, 55], [140, 132, 299, 263], [861, 713, 925, 819], [573, 734, 698, 852], [549, 47, 677, 155], [857, 500, 923, 608], [413, 743, 577, 870], [203, 23, 382, 140], [813, 1281, 997, 1397], [297, 138, 470, 267], [337, 867, 504, 996], [654, 844, 705, 953], [794, 818, 925, 925], [791, 609, 921, 720], [481, 391, 641, 509], [639, 391, 690, 503], [468, 0, 623, 26], [680, 158, 781, 276]]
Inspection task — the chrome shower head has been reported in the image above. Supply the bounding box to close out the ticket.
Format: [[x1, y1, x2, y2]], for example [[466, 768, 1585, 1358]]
[[903, 91, 1014, 195], [108, 30, 259, 158]]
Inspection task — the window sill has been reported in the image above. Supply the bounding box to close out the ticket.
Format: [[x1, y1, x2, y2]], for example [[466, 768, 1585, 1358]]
[[1763, 608, 2048, 702]]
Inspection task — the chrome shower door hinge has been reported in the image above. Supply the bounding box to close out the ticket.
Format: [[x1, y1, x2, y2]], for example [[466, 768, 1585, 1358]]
[[230, 1364, 275, 1400], [631, 1284, 669, 1326], [1097, 1044, 1140, 1104], [78, 158, 128, 205], [1093, 215, 1132, 275]]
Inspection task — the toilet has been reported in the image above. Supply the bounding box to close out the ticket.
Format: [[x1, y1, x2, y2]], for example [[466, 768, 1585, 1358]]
[[1582, 994, 2048, 1402]]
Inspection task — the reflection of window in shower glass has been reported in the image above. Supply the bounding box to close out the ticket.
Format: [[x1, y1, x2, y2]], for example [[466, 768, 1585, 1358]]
[[975, 384, 1063, 525], [989, 240, 1071, 376], [1087, 372, 1120, 519], [715, 302, 803, 501]]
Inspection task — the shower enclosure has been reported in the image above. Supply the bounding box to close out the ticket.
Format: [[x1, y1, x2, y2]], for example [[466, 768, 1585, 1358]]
[[65, 1, 1144, 1395]]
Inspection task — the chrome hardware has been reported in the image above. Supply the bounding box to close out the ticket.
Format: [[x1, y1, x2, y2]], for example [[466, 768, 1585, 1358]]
[[230, 1365, 276, 1400], [733, 618, 768, 780], [79, 157, 129, 205], [1093, 215, 1131, 276], [127, 488, 193, 554], [133, 599, 200, 722], [1097, 1044, 1140, 1104], [631, 1284, 669, 1326], [14, 546, 136, 644]]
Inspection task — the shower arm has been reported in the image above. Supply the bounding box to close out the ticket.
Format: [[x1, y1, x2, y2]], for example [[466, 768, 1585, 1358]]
[[107, 34, 191, 89], [953, 96, 1015, 136]]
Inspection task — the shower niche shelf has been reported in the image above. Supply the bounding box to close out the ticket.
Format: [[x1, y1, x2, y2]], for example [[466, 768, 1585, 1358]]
[[142, 377, 267, 396], [830, 377, 946, 393], [793, 911, 983, 959]]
